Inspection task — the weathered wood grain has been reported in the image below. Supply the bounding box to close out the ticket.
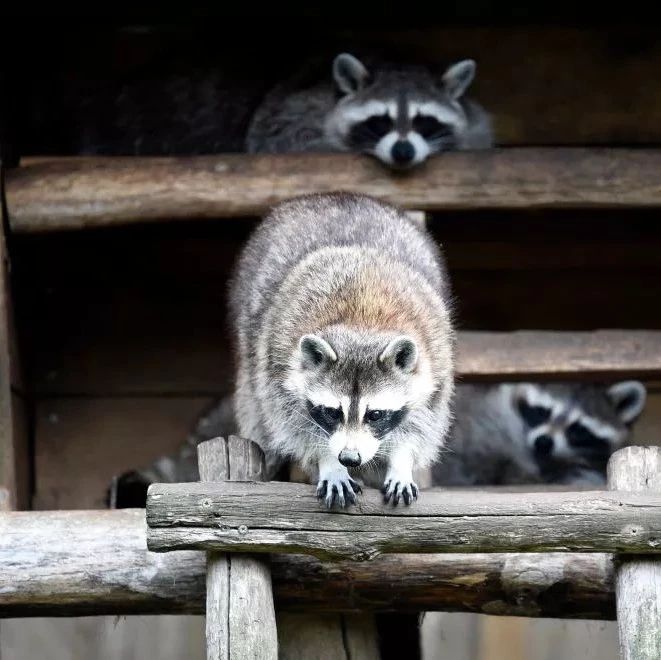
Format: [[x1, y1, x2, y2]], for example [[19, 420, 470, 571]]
[[7, 149, 661, 232], [0, 201, 29, 510], [458, 331, 661, 381], [146, 482, 661, 560], [198, 437, 277, 660], [0, 509, 616, 620], [277, 613, 380, 660], [608, 446, 661, 660]]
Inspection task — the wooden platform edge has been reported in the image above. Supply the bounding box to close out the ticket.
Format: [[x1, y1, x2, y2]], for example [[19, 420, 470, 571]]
[[7, 149, 661, 232]]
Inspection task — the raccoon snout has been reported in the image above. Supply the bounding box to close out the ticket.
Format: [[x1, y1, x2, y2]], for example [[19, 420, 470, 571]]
[[338, 449, 362, 468], [391, 139, 415, 166]]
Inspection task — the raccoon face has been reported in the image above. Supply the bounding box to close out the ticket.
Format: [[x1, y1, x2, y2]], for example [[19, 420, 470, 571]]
[[324, 54, 476, 169], [513, 381, 646, 473], [284, 331, 434, 468]]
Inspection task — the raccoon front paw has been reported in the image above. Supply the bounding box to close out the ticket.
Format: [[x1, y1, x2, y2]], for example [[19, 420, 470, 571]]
[[316, 471, 363, 509], [382, 476, 418, 506]]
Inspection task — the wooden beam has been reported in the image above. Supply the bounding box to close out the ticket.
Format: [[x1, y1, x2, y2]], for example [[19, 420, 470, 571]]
[[146, 480, 661, 560], [457, 330, 661, 381], [7, 149, 661, 233], [608, 446, 661, 660], [0, 509, 615, 620]]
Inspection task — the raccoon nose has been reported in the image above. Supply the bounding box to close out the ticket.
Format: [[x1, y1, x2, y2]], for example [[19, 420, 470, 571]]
[[534, 435, 554, 457], [338, 449, 361, 468], [391, 140, 415, 165]]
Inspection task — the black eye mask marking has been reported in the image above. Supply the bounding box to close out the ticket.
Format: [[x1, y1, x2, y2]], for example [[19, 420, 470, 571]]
[[412, 115, 454, 140], [307, 402, 343, 434], [566, 421, 611, 453], [348, 113, 393, 148], [517, 400, 552, 427], [364, 407, 408, 439]]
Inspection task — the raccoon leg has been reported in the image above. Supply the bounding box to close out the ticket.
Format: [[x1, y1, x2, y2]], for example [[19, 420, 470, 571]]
[[316, 454, 362, 509], [382, 447, 418, 506]]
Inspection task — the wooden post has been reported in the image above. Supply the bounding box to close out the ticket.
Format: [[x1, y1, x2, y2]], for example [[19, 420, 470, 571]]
[[608, 446, 661, 660], [0, 169, 29, 511], [0, 487, 8, 656], [197, 436, 277, 660]]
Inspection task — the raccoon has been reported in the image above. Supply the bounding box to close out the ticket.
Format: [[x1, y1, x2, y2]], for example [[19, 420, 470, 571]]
[[246, 53, 492, 169], [433, 381, 647, 487], [230, 192, 454, 507]]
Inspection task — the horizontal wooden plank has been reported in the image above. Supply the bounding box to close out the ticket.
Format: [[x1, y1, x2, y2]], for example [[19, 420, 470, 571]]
[[28, 330, 661, 398], [0, 509, 614, 619], [146, 479, 661, 560], [7, 149, 661, 232], [457, 330, 661, 380]]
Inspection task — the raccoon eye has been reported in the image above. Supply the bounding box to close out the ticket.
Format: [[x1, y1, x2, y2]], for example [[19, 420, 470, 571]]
[[308, 402, 343, 429], [566, 421, 610, 450], [366, 409, 385, 422], [363, 114, 393, 138], [412, 115, 453, 140], [322, 406, 343, 422], [517, 400, 551, 427]]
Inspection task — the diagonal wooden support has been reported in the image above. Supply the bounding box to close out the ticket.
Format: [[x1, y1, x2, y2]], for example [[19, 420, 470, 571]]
[[196, 436, 277, 660], [608, 446, 661, 660]]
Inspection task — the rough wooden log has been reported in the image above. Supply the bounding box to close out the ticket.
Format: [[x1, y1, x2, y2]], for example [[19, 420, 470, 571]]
[[608, 446, 661, 660], [7, 149, 661, 233], [197, 437, 277, 660], [0, 509, 615, 619], [146, 482, 661, 560]]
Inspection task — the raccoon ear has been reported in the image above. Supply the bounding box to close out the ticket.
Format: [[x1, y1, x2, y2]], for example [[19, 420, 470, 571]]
[[299, 335, 337, 369], [442, 59, 476, 100], [333, 53, 370, 95], [607, 381, 647, 425], [379, 336, 418, 373]]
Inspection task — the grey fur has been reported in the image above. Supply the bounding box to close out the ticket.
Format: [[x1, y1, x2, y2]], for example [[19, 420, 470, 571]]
[[246, 53, 492, 169], [230, 192, 454, 506]]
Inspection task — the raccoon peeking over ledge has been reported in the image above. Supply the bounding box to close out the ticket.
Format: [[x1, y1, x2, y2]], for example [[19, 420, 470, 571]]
[[246, 53, 493, 169], [231, 192, 454, 508]]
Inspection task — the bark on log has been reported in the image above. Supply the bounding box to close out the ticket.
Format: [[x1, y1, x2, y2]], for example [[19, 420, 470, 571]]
[[146, 482, 661, 560], [7, 149, 661, 233], [608, 446, 661, 660], [197, 437, 277, 660], [0, 509, 615, 620]]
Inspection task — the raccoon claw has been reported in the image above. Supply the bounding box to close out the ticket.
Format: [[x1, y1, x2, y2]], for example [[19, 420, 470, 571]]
[[382, 479, 418, 506], [316, 474, 361, 509]]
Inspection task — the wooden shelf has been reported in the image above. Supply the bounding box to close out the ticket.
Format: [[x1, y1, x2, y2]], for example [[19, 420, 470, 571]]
[[458, 330, 661, 381], [6, 149, 661, 233]]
